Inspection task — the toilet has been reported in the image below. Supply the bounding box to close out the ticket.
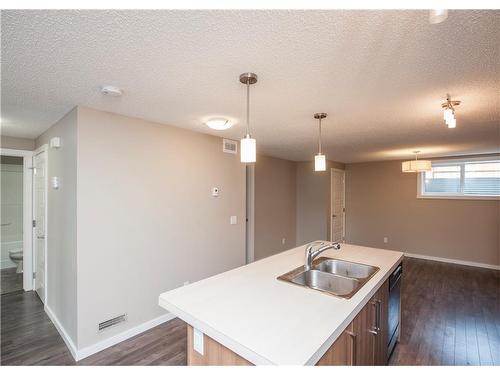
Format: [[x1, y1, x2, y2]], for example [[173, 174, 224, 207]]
[[8, 249, 23, 273]]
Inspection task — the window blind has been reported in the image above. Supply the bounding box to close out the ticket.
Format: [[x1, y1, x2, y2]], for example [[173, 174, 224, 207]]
[[421, 159, 500, 198]]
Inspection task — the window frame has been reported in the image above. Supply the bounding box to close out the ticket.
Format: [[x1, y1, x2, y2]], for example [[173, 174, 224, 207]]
[[417, 156, 500, 200]]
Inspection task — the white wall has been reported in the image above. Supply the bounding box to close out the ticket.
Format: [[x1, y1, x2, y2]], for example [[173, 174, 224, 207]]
[[296, 160, 345, 245], [75, 107, 246, 349], [1, 162, 23, 242], [254, 154, 296, 260], [345, 160, 500, 266], [1, 136, 35, 151], [35, 108, 78, 344], [1, 161, 24, 269]]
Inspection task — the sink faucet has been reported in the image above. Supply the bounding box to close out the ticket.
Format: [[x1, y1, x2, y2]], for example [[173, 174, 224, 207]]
[[304, 241, 341, 271]]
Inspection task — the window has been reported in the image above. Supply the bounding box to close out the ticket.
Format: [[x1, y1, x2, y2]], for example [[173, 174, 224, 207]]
[[418, 157, 500, 199]]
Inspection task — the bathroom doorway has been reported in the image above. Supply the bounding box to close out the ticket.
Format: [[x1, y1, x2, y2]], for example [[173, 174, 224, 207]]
[[0, 148, 33, 295]]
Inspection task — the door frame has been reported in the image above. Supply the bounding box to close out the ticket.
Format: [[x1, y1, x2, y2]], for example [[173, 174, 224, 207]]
[[330, 168, 346, 243], [0, 147, 34, 291], [32, 144, 48, 303]]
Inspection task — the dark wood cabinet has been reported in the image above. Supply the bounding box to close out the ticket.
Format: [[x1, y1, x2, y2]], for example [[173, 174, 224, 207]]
[[317, 322, 355, 365], [317, 279, 390, 366]]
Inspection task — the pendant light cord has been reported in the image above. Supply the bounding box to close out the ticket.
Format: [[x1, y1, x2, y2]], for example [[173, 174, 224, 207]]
[[246, 82, 250, 137], [318, 117, 322, 154]]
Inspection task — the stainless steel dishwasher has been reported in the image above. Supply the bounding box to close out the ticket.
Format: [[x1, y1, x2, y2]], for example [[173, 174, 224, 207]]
[[388, 263, 402, 358]]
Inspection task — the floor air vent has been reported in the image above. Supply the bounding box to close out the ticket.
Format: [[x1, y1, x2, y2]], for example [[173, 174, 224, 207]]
[[98, 314, 127, 331]]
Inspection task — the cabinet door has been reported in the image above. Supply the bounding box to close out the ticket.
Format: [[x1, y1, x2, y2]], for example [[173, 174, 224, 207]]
[[373, 280, 389, 365], [352, 301, 376, 365], [317, 322, 355, 365]]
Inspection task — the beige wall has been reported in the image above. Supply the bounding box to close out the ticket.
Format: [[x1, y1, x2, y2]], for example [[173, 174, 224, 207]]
[[75, 107, 246, 348], [1, 135, 35, 151], [296, 160, 345, 245], [254, 154, 296, 260], [35, 108, 78, 344], [345, 160, 500, 266]]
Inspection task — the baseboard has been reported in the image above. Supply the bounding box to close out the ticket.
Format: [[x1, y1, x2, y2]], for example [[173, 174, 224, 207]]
[[405, 252, 500, 270], [44, 304, 79, 361], [45, 304, 176, 362], [75, 312, 176, 361]]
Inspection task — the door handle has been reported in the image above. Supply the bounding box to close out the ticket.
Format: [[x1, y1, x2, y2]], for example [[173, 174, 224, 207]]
[[37, 235, 45, 239], [369, 299, 381, 335], [375, 299, 381, 331], [346, 330, 357, 365]]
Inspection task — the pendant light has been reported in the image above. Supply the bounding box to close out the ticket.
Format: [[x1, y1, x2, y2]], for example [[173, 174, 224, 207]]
[[239, 72, 257, 163], [441, 95, 461, 129], [314, 113, 327, 171], [402, 151, 432, 173]]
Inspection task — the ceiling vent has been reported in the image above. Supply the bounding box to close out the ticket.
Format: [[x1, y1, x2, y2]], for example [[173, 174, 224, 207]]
[[98, 313, 127, 331], [222, 139, 238, 154]]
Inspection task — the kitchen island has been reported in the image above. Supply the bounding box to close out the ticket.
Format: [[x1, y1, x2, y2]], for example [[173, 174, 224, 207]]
[[158, 243, 403, 365]]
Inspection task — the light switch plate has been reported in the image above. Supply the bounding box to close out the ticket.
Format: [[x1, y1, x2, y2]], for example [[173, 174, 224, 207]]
[[52, 176, 60, 189], [230, 216, 237, 225], [193, 328, 204, 355]]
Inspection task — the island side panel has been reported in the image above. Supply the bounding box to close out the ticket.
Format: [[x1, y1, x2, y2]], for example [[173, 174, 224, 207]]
[[187, 325, 253, 366]]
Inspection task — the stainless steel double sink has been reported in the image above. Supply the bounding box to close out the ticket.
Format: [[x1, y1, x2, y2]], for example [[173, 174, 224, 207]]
[[277, 257, 379, 299]]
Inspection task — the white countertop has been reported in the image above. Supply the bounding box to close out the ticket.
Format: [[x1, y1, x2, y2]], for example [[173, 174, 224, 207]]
[[158, 242, 404, 365]]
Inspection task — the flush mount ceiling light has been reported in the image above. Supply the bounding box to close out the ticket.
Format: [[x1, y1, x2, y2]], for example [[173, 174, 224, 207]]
[[402, 151, 432, 173], [429, 9, 448, 24], [441, 95, 461, 128], [239, 72, 258, 163], [314, 113, 327, 172], [205, 118, 233, 130], [101, 85, 123, 97]]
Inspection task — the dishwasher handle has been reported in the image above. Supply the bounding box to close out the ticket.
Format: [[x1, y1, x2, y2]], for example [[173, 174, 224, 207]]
[[389, 264, 402, 291]]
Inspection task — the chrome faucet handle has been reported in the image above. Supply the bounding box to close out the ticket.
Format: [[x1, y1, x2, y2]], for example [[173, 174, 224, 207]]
[[304, 241, 341, 271], [305, 241, 325, 253]]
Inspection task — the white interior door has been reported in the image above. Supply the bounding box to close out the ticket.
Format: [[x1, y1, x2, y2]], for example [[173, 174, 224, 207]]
[[33, 149, 47, 303], [330, 169, 345, 243]]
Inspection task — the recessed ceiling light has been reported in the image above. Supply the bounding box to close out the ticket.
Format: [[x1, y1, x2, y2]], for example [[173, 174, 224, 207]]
[[205, 118, 233, 130], [101, 85, 123, 97]]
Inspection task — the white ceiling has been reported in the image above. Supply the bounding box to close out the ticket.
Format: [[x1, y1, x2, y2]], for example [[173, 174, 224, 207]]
[[1, 10, 499, 163]]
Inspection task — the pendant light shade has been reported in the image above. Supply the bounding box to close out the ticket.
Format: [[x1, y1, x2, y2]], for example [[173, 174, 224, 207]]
[[402, 151, 432, 173], [241, 134, 256, 163], [239, 72, 258, 163], [314, 113, 328, 172], [315, 154, 326, 171]]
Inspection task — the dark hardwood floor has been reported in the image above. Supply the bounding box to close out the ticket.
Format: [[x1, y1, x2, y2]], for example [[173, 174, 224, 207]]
[[1, 257, 498, 366], [1, 291, 186, 365], [389, 257, 500, 366]]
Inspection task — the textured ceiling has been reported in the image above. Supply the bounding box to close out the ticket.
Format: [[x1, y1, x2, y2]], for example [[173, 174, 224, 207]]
[[1, 9, 499, 162]]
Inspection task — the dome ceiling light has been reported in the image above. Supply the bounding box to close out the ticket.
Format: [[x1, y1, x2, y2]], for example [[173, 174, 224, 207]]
[[429, 9, 448, 24], [205, 118, 233, 130]]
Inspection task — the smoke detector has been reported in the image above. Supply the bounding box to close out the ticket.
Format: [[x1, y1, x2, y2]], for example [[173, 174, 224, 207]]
[[101, 85, 123, 97]]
